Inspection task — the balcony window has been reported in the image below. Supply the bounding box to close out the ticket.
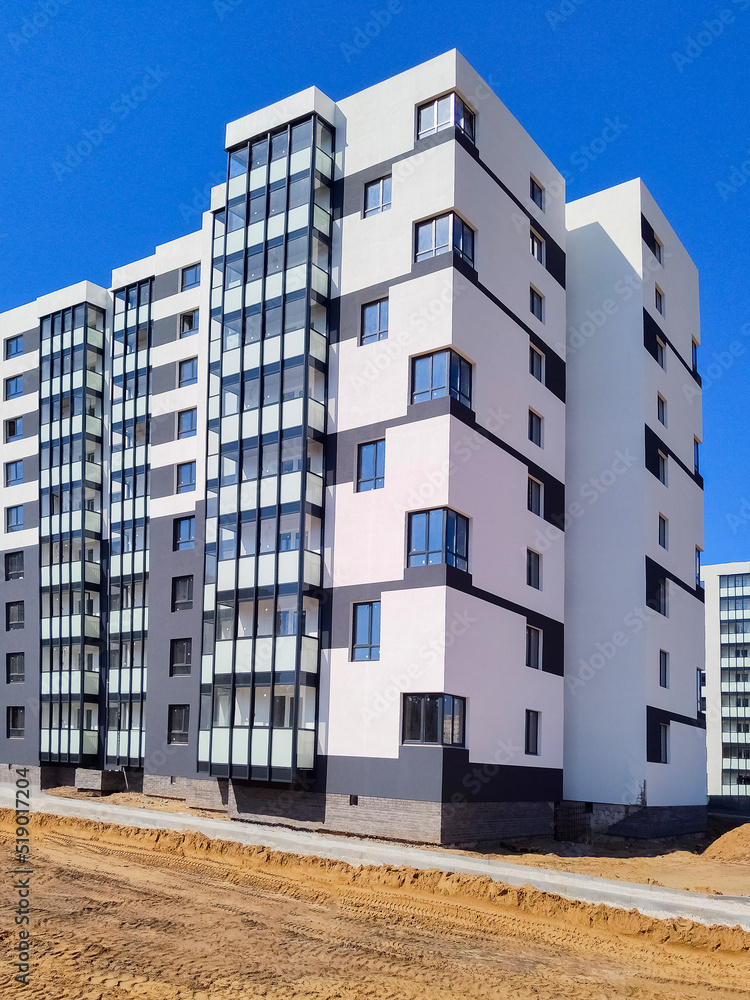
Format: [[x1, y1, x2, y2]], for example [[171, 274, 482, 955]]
[[417, 94, 475, 142], [408, 508, 468, 572], [168, 704, 190, 743], [412, 350, 471, 408], [415, 213, 474, 268], [402, 693, 465, 746]]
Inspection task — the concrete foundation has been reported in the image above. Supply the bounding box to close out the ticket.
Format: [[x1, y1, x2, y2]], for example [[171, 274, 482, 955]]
[[590, 802, 707, 838]]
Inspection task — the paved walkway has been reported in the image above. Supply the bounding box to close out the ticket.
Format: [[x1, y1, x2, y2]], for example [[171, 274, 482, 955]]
[[5, 786, 749, 931]]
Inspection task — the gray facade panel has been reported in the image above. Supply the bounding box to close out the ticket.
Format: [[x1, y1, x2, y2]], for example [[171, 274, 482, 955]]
[[22, 502, 39, 532], [151, 362, 176, 395], [22, 370, 39, 395], [142, 506, 205, 779], [150, 412, 176, 446], [20, 327, 40, 354], [21, 411, 39, 439], [22, 455, 39, 483], [149, 465, 174, 499], [152, 316, 178, 348], [152, 269, 180, 302]]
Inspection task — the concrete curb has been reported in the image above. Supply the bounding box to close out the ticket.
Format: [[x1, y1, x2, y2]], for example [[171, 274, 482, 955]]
[[10, 787, 750, 932]]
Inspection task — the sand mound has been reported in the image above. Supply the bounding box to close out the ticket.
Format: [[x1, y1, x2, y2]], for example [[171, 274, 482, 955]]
[[703, 822, 750, 863]]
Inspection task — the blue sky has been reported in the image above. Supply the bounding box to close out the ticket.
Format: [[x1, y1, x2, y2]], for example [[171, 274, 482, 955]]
[[0, 0, 748, 563]]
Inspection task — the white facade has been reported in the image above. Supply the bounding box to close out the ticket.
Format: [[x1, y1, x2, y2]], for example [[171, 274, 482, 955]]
[[564, 180, 706, 814]]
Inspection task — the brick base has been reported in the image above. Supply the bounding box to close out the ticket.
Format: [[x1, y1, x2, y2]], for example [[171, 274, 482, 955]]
[[590, 802, 707, 838], [143, 773, 229, 812], [325, 793, 442, 842], [75, 768, 128, 794], [0, 764, 42, 788]]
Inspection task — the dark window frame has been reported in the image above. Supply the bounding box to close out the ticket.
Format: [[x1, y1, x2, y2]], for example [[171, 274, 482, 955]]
[[411, 349, 472, 409], [364, 176, 392, 217], [408, 508, 469, 573], [179, 358, 198, 387], [6, 653, 24, 684], [178, 408, 197, 439], [352, 601, 381, 661], [361, 299, 389, 345], [7, 706, 24, 739], [181, 264, 201, 291], [176, 461, 196, 494], [168, 703, 190, 743], [525, 709, 540, 755], [526, 625, 542, 670], [402, 693, 466, 746], [5, 336, 23, 360], [4, 375, 23, 401], [4, 552, 23, 581], [357, 440, 385, 492], [173, 516, 196, 551], [171, 576, 194, 612]]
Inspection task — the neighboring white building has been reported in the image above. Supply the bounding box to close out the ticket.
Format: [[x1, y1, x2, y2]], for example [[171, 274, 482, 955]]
[[702, 562, 750, 803], [0, 50, 706, 842]]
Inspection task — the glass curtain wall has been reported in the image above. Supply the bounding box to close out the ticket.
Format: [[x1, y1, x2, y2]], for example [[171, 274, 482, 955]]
[[197, 115, 333, 782]]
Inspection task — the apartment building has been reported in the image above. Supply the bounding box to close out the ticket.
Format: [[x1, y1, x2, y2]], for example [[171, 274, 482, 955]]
[[0, 50, 705, 842], [702, 562, 750, 804]]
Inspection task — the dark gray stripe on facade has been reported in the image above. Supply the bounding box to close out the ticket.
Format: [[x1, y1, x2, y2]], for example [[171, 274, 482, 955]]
[[646, 555, 705, 605], [22, 455, 39, 482], [325, 745, 563, 802], [337, 125, 566, 289], [323, 562, 564, 676], [333, 252, 565, 402], [151, 362, 176, 395], [641, 213, 657, 257], [646, 705, 705, 763], [141, 505, 205, 778], [328, 394, 566, 533], [152, 269, 181, 302], [18, 327, 40, 354], [22, 370, 39, 395], [642, 308, 699, 385], [644, 424, 703, 490]]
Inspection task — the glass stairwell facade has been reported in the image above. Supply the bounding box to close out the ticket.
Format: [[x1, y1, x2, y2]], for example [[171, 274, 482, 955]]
[[39, 303, 106, 765], [197, 115, 333, 782]]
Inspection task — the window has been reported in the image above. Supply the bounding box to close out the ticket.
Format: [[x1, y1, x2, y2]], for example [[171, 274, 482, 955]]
[[653, 235, 663, 264], [4, 552, 23, 581], [656, 338, 666, 370], [408, 509, 468, 572], [5, 461, 22, 487], [171, 576, 194, 612], [7, 707, 24, 740], [657, 451, 667, 485], [361, 299, 389, 345], [694, 438, 700, 475], [168, 704, 190, 743], [179, 358, 198, 387], [6, 653, 24, 684], [692, 339, 698, 372], [180, 310, 199, 337], [658, 514, 668, 549], [659, 650, 669, 689], [5, 336, 22, 359], [352, 602, 381, 661], [178, 408, 197, 439], [659, 722, 669, 764], [173, 516, 195, 551], [5, 418, 22, 442], [527, 477, 543, 516], [6, 602, 24, 630], [655, 286, 664, 315], [169, 640, 192, 676], [525, 709, 540, 755], [411, 350, 471, 408], [364, 176, 391, 216], [402, 693, 465, 746], [177, 461, 196, 494], [530, 177, 544, 210], [530, 286, 544, 321], [526, 626, 542, 670], [528, 410, 543, 447], [181, 264, 201, 290], [357, 440, 385, 492], [529, 345, 544, 382], [417, 93, 475, 142], [530, 229, 545, 264], [6, 506, 23, 533], [527, 549, 541, 590], [696, 548, 703, 588], [657, 395, 666, 426], [4, 376, 22, 400], [415, 213, 474, 267], [655, 579, 668, 617]]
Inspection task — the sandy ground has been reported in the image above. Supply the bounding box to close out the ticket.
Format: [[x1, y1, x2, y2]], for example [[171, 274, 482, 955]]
[[44, 786, 750, 896], [0, 809, 748, 1000]]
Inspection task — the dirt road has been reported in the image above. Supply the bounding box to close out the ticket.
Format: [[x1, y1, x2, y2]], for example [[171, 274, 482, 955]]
[[0, 811, 748, 1000]]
